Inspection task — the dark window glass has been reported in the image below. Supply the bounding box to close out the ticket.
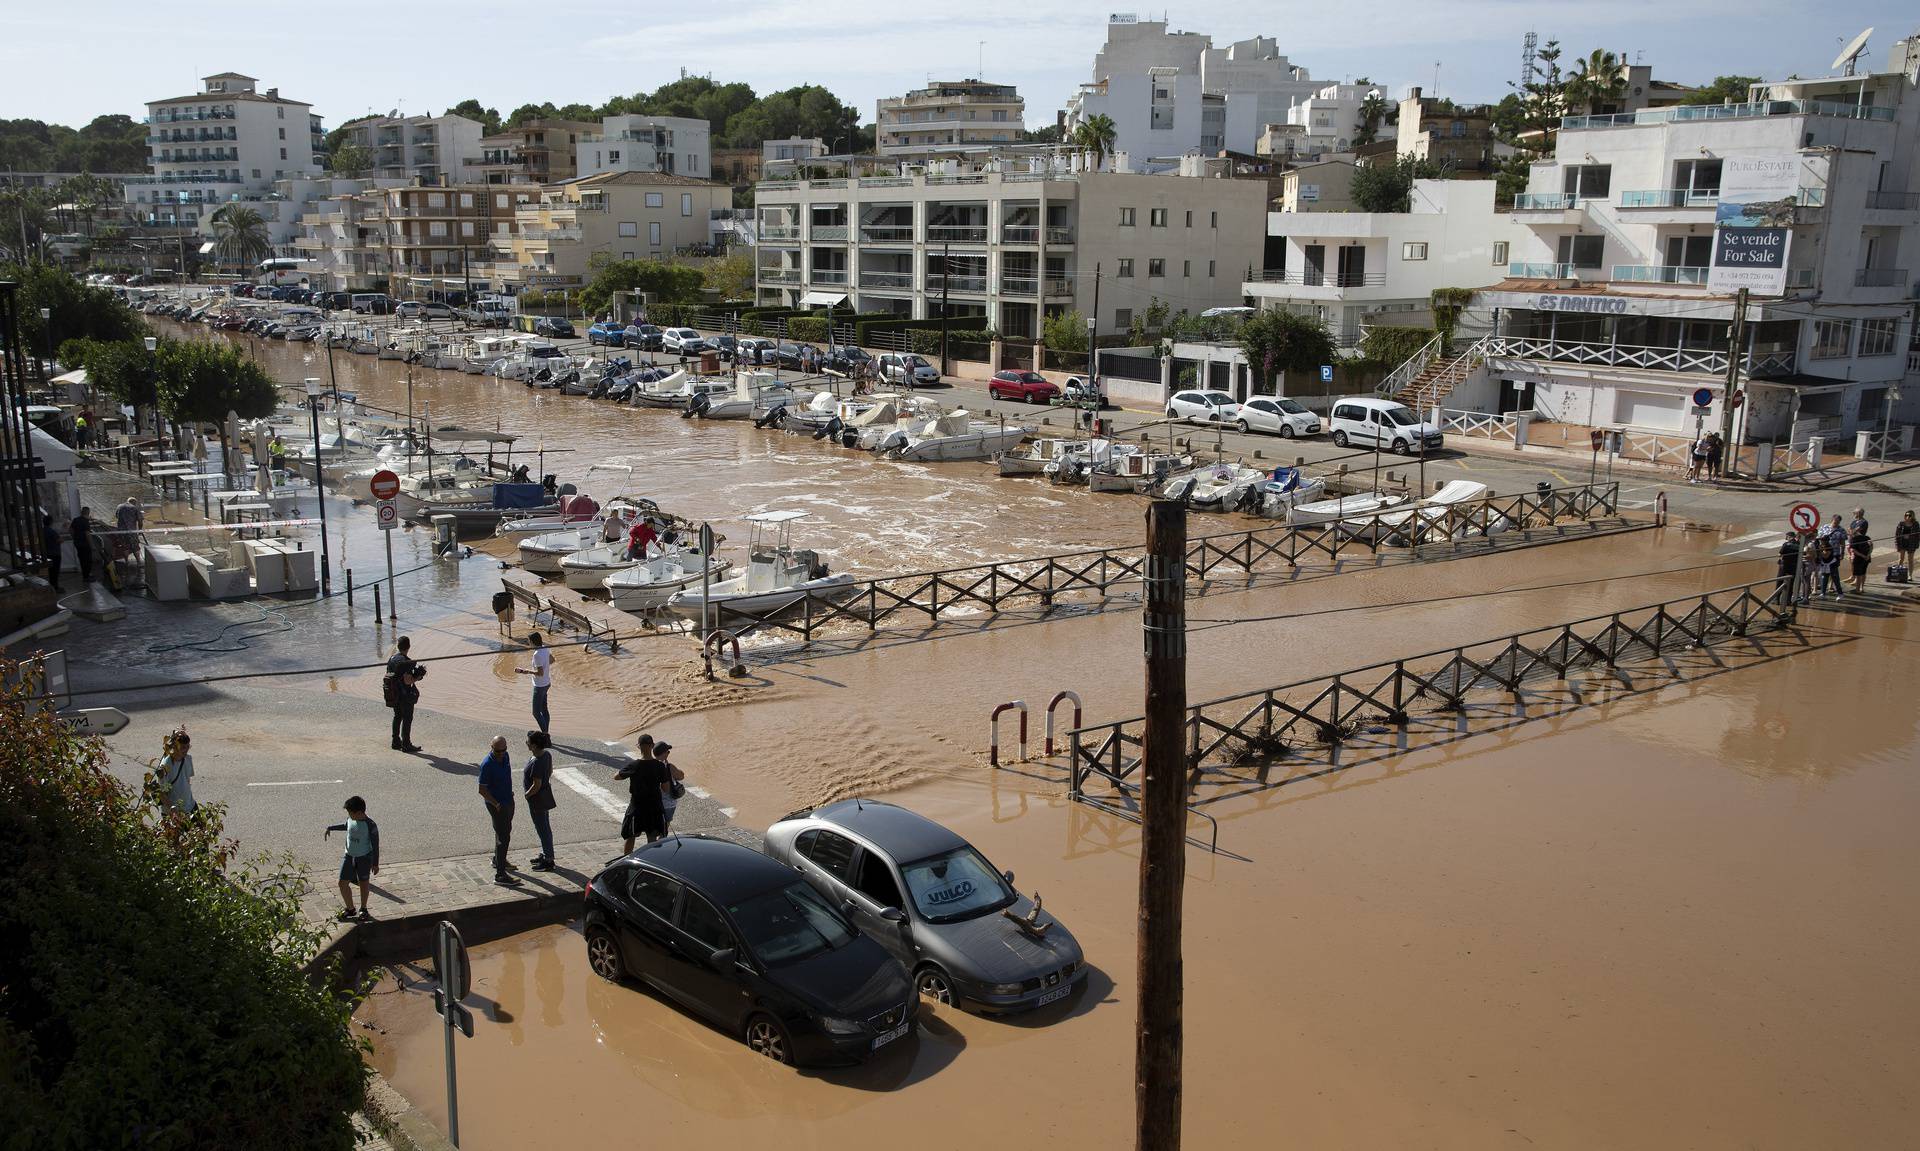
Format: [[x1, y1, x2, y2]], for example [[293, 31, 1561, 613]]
[[806, 830, 859, 882]]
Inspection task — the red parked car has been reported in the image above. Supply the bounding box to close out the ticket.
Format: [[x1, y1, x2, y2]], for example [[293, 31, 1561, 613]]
[[988, 370, 1060, 404]]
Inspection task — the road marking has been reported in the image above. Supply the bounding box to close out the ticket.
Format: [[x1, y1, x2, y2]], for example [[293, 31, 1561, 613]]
[[1619, 499, 1654, 509], [246, 779, 345, 787], [1454, 459, 1475, 472], [555, 766, 627, 818], [1723, 530, 1777, 546], [1548, 468, 1572, 485]]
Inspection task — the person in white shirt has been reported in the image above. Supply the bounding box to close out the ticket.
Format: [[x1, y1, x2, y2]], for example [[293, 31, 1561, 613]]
[[517, 631, 554, 735], [157, 728, 197, 814]]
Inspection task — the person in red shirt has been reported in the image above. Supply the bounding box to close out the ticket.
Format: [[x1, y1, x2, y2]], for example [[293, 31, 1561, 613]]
[[626, 517, 659, 560]]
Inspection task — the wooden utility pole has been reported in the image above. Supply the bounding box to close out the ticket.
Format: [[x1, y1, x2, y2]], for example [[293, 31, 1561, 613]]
[[1719, 286, 1749, 468], [1137, 498, 1187, 1151]]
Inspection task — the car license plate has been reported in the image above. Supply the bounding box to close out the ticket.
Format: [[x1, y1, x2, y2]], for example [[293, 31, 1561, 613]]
[[1035, 984, 1073, 1007], [872, 1021, 910, 1050]]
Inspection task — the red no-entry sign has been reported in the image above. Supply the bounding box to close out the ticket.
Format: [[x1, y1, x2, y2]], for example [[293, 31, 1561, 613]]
[[369, 469, 401, 501], [1787, 502, 1819, 533]]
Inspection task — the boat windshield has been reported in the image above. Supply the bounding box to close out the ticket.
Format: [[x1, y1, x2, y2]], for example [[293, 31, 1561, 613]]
[[900, 846, 1016, 924], [728, 881, 856, 967], [1383, 406, 1420, 426]]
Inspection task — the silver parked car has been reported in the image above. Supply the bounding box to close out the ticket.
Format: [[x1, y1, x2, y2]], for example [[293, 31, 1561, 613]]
[[764, 800, 1086, 1013]]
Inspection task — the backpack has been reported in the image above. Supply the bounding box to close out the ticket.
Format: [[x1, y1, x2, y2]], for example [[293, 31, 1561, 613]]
[[382, 673, 401, 707], [1815, 539, 1835, 564]]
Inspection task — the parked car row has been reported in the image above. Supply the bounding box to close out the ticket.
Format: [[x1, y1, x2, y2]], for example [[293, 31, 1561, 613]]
[[1164, 390, 1445, 453], [583, 800, 1086, 1068]]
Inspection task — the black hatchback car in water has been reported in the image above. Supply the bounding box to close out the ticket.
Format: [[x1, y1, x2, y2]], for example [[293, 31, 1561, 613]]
[[583, 836, 917, 1066]]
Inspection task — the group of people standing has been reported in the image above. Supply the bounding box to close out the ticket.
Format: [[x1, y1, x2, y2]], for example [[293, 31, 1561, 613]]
[[1687, 432, 1727, 484], [1776, 507, 1914, 601]]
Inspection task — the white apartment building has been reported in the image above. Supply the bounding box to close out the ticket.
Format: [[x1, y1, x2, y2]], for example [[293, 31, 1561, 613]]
[[127, 72, 325, 227], [1277, 83, 1384, 161], [334, 113, 486, 185], [577, 115, 711, 179], [1064, 16, 1319, 169], [1244, 180, 1528, 345], [1470, 46, 1920, 442], [876, 82, 1025, 158], [291, 187, 397, 291], [490, 171, 731, 293], [752, 159, 1268, 340]]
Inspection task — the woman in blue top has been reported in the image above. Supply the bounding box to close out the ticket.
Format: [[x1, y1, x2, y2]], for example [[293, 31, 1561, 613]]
[[325, 796, 381, 920]]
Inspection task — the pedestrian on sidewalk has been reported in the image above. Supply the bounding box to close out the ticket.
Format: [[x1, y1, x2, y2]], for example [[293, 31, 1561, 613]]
[[156, 728, 196, 815], [615, 734, 668, 853], [1849, 507, 1869, 535], [324, 796, 380, 920], [655, 742, 687, 835], [479, 735, 520, 885], [516, 631, 553, 734], [113, 496, 144, 563], [1812, 530, 1840, 598], [384, 636, 424, 752], [1794, 530, 1817, 604], [69, 507, 95, 586], [523, 730, 557, 871], [1687, 437, 1708, 484], [40, 511, 61, 591], [1706, 432, 1725, 480], [1775, 531, 1801, 604], [1848, 525, 1873, 593], [1821, 514, 1850, 598], [1895, 510, 1918, 575]]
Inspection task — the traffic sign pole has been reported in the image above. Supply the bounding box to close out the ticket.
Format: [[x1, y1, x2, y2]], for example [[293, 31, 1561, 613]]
[[370, 472, 402, 622], [434, 921, 472, 1148]]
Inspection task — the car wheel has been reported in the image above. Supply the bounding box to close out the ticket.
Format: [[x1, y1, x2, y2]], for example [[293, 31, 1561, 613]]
[[1332, 430, 1349, 448], [1166, 408, 1178, 419], [744, 1014, 793, 1064], [1235, 419, 1250, 434], [1391, 438, 1408, 454], [1027, 392, 1041, 405], [915, 965, 955, 1005], [585, 928, 624, 982], [1278, 424, 1295, 438]]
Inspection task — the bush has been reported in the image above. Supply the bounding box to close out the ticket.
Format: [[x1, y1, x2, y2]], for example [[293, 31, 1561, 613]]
[[785, 316, 828, 343], [906, 328, 994, 356], [0, 667, 367, 1149], [649, 302, 688, 327], [1358, 325, 1436, 368]]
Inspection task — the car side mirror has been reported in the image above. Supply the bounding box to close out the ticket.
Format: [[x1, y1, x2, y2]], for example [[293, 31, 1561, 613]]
[[1002, 869, 1016, 886], [879, 906, 907, 924], [708, 947, 736, 970]]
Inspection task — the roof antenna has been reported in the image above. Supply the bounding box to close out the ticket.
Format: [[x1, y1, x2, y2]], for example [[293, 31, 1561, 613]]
[[855, 796, 864, 811]]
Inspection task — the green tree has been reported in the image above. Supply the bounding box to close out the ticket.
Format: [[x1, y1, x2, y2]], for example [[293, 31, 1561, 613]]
[[1566, 49, 1628, 112], [1239, 308, 1336, 392], [154, 338, 279, 426], [60, 338, 159, 408], [1024, 124, 1064, 145], [1042, 308, 1088, 353], [1681, 76, 1759, 105], [6, 263, 147, 349], [209, 204, 270, 274], [1073, 114, 1117, 170], [0, 665, 368, 1149], [56, 173, 118, 238], [448, 99, 504, 135], [1351, 154, 1440, 213], [579, 256, 704, 317], [1355, 90, 1389, 146], [327, 139, 372, 177], [701, 251, 756, 300], [721, 85, 861, 149]]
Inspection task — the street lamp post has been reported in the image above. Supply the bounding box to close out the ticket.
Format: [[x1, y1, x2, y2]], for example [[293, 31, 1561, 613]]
[[36, 306, 51, 384], [142, 335, 158, 441], [303, 376, 332, 593]]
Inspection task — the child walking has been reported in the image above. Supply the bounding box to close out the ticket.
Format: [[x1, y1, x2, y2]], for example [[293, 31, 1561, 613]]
[[325, 796, 381, 920]]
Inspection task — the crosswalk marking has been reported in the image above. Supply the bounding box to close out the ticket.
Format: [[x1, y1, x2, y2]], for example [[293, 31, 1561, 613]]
[[1723, 531, 1777, 546], [554, 766, 626, 818]]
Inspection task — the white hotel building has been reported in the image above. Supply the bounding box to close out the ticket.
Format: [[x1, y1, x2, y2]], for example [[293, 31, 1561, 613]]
[[126, 72, 324, 227], [1463, 46, 1920, 443]]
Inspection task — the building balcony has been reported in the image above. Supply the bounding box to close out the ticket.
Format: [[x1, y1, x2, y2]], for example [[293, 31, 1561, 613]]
[[1619, 189, 1719, 209], [810, 268, 850, 285], [859, 271, 914, 291], [927, 224, 988, 243], [1486, 334, 1796, 378], [1855, 267, 1909, 288], [999, 275, 1038, 296], [760, 225, 801, 242], [925, 274, 988, 293], [760, 268, 801, 284], [859, 224, 914, 243], [1509, 262, 1593, 279], [1561, 98, 1894, 131], [810, 224, 848, 241], [1248, 269, 1387, 288], [1000, 225, 1074, 245], [142, 109, 235, 124], [1513, 192, 1579, 211], [520, 227, 582, 242], [1865, 191, 1920, 212], [1611, 265, 1709, 285]]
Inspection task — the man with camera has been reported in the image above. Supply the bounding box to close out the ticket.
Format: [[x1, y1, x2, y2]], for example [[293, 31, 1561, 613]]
[[384, 636, 425, 752]]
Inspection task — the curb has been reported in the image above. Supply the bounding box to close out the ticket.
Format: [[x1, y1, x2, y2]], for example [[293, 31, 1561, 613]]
[[307, 873, 591, 979], [363, 1073, 457, 1151]]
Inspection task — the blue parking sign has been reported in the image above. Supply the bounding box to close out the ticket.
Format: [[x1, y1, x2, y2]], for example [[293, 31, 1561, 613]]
[[1319, 364, 1334, 383]]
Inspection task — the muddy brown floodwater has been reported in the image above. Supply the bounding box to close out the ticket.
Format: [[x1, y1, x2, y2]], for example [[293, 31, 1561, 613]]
[[359, 508, 1920, 1147]]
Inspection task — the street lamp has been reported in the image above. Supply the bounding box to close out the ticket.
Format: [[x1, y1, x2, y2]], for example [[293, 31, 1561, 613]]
[[142, 336, 158, 441], [302, 376, 332, 592], [37, 306, 51, 383]]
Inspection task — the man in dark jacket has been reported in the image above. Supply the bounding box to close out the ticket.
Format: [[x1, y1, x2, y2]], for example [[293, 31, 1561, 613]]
[[69, 507, 95, 586], [385, 636, 423, 752]]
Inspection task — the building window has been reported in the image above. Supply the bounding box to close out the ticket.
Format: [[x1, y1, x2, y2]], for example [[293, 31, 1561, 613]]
[[253, 169, 261, 178], [1148, 258, 1165, 277], [1811, 319, 1854, 359], [1119, 207, 1135, 227], [1556, 234, 1604, 269], [681, 193, 693, 216], [1402, 242, 1429, 261], [624, 251, 636, 261], [619, 221, 638, 237], [1492, 241, 1509, 265], [428, 221, 447, 237], [1208, 260, 1215, 277], [496, 194, 508, 208], [277, 107, 285, 119], [1183, 260, 1191, 277], [1150, 208, 1167, 227], [1210, 211, 1217, 228], [277, 127, 285, 139], [461, 221, 474, 237], [1858, 317, 1897, 357], [1117, 258, 1134, 277], [645, 192, 664, 208], [428, 193, 445, 208], [608, 151, 621, 163], [460, 193, 474, 208], [1185, 210, 1193, 227], [279, 148, 287, 160], [1115, 308, 1132, 328], [1561, 164, 1612, 200], [649, 221, 661, 245]]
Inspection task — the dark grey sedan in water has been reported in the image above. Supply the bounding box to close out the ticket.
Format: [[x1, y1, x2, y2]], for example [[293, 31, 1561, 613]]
[[765, 800, 1086, 1013]]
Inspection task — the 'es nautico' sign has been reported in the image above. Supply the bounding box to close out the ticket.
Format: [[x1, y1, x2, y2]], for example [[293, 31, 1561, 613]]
[[1531, 294, 1628, 314]]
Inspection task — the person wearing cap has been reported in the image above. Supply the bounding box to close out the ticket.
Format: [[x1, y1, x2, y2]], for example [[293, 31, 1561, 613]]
[[654, 742, 686, 834]]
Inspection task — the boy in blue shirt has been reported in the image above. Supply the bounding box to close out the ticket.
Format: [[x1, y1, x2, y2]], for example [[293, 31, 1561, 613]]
[[325, 796, 381, 920]]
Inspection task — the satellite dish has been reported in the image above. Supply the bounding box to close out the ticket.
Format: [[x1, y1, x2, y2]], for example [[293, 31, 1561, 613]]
[[1833, 27, 1873, 75]]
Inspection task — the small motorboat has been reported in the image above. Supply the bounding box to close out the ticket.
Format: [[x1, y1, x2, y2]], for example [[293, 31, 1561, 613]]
[[1350, 479, 1491, 544], [1254, 467, 1328, 518], [667, 510, 856, 620], [1089, 451, 1191, 494], [1166, 462, 1267, 512], [1286, 490, 1408, 527], [692, 372, 792, 420], [997, 437, 1083, 478], [1045, 439, 1133, 485], [878, 410, 1030, 462], [604, 547, 734, 614]]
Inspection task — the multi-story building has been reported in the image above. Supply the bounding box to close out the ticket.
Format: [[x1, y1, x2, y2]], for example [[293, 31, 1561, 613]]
[[752, 159, 1268, 340], [876, 81, 1025, 159], [333, 113, 486, 185], [488, 171, 731, 294], [378, 183, 540, 297], [1274, 157, 1358, 212], [1064, 16, 1319, 169], [1275, 82, 1385, 162], [1244, 179, 1528, 345], [1464, 45, 1920, 441], [125, 72, 324, 226], [291, 186, 400, 291], [576, 115, 711, 179], [1394, 89, 1505, 175], [468, 120, 597, 185]]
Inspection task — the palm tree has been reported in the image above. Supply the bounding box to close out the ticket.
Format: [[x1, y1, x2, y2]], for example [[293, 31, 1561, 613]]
[[58, 173, 119, 239], [1073, 114, 1118, 171], [1356, 91, 1389, 146], [1567, 49, 1628, 113], [210, 204, 270, 276]]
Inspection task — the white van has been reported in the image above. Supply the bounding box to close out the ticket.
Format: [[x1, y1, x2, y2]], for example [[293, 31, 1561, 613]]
[[1327, 397, 1444, 453]]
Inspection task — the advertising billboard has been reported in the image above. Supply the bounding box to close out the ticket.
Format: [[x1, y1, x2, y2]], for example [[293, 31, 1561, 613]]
[[1707, 154, 1798, 294]]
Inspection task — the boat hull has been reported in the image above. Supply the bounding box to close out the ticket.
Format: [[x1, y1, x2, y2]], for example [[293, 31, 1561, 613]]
[[666, 573, 857, 620]]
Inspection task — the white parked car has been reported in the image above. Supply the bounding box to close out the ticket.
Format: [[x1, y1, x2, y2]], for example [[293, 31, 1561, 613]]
[[735, 337, 776, 364], [1327, 397, 1445, 453], [877, 353, 940, 387], [1235, 395, 1320, 438], [662, 327, 706, 354], [1167, 389, 1241, 424]]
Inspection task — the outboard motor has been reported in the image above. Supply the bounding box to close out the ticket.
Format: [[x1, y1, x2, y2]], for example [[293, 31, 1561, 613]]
[[755, 404, 787, 429], [680, 391, 711, 419], [1165, 476, 1197, 504], [814, 416, 843, 442], [874, 429, 906, 455], [589, 377, 609, 399], [797, 550, 829, 580], [1233, 482, 1261, 513]]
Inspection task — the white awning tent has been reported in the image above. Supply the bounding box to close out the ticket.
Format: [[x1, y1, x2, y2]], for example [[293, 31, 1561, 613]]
[[31, 426, 80, 518], [198, 241, 217, 255], [799, 290, 848, 307]]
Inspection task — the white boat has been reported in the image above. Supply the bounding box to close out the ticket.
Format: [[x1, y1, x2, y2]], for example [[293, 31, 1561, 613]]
[[760, 390, 841, 432], [1045, 439, 1132, 485], [604, 548, 734, 613], [629, 371, 705, 408], [667, 510, 856, 620], [559, 541, 648, 591], [1286, 490, 1408, 527], [883, 410, 1027, 462], [460, 335, 516, 374], [1166, 463, 1268, 512], [1253, 467, 1328, 518], [696, 372, 792, 420], [997, 437, 1084, 478], [491, 338, 565, 381], [1347, 480, 1491, 543], [1089, 451, 1192, 494]]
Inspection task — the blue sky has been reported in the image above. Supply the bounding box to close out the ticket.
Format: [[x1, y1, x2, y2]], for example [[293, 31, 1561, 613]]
[[1, 2, 1911, 131]]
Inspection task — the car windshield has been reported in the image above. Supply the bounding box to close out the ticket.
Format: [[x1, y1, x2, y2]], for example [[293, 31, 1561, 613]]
[[900, 846, 1015, 924], [1277, 398, 1307, 414], [728, 881, 855, 966], [1383, 406, 1419, 426], [1202, 392, 1234, 404]]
